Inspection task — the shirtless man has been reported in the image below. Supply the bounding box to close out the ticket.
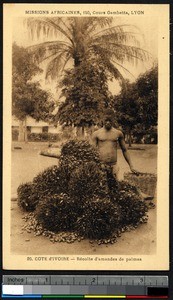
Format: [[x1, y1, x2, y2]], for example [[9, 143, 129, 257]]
[[92, 114, 138, 180]]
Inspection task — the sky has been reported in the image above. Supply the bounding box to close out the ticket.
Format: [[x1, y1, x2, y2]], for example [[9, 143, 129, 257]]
[[12, 16, 158, 99]]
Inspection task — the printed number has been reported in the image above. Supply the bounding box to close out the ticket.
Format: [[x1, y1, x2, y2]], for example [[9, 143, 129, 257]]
[[27, 257, 33, 261], [83, 11, 91, 15], [91, 278, 96, 284]]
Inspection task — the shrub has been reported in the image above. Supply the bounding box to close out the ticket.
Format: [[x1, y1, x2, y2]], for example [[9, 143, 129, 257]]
[[35, 193, 79, 232], [17, 182, 38, 211], [27, 132, 62, 142], [75, 197, 121, 239]]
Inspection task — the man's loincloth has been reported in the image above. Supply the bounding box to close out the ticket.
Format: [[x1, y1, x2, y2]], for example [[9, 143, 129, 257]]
[[103, 162, 120, 181]]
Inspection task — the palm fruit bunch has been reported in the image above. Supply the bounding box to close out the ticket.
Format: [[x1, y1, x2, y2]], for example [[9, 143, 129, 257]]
[[60, 139, 100, 162], [68, 161, 110, 201], [17, 166, 68, 211], [105, 166, 120, 200], [17, 182, 38, 212], [18, 139, 150, 241], [111, 180, 148, 227], [35, 193, 79, 232], [75, 197, 121, 239], [33, 165, 67, 202], [59, 139, 101, 182], [118, 180, 141, 195]]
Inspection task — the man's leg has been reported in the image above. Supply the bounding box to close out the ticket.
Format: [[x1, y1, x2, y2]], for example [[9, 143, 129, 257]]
[[112, 164, 120, 181]]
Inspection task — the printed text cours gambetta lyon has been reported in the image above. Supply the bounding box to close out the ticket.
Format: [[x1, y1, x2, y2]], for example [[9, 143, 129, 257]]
[[25, 10, 144, 15]]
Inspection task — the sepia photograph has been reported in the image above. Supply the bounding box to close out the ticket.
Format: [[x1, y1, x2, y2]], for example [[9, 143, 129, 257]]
[[3, 3, 169, 270]]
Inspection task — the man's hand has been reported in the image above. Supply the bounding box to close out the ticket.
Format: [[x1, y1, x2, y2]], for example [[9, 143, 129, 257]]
[[130, 167, 140, 175]]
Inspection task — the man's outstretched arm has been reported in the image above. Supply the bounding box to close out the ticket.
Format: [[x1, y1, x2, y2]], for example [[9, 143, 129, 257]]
[[118, 132, 139, 174]]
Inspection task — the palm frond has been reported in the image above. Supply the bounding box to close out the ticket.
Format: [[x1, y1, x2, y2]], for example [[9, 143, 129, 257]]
[[93, 31, 142, 49], [102, 44, 145, 62], [40, 52, 61, 64], [91, 42, 151, 65], [92, 23, 141, 39], [111, 59, 136, 79], [80, 17, 113, 35], [58, 17, 73, 36], [25, 17, 151, 85], [27, 41, 72, 65], [92, 17, 113, 28], [56, 54, 72, 91], [91, 45, 136, 81], [45, 50, 69, 80], [26, 17, 73, 44], [61, 53, 72, 72], [28, 40, 72, 50], [25, 18, 55, 40], [43, 18, 73, 43]]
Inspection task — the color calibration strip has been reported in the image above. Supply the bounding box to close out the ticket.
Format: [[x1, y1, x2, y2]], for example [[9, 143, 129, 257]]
[[2, 295, 168, 299], [2, 276, 168, 298]]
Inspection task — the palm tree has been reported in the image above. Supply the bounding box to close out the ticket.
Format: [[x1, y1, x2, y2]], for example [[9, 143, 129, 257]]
[[26, 17, 151, 84]]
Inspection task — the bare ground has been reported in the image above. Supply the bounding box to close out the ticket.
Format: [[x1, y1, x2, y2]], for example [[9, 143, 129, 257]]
[[11, 200, 156, 255]]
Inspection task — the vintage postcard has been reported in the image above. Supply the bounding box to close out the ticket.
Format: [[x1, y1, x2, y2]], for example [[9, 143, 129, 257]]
[[3, 3, 169, 270]]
